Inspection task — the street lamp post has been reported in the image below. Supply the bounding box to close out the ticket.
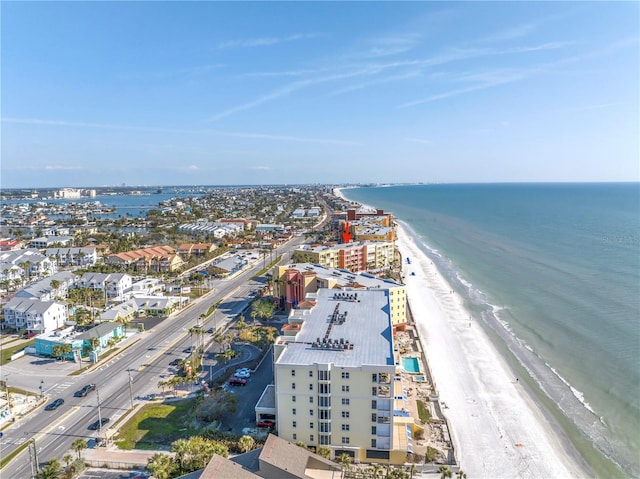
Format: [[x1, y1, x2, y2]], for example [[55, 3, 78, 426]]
[[96, 387, 103, 434], [39, 379, 44, 400]]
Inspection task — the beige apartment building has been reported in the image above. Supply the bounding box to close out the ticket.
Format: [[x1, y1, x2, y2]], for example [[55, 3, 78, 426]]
[[273, 263, 407, 331], [272, 288, 419, 465], [299, 241, 395, 273]]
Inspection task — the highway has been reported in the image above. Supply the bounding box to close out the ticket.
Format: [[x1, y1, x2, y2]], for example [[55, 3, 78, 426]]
[[1, 233, 307, 479]]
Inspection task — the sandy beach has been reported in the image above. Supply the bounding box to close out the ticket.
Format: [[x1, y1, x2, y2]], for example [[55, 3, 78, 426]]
[[395, 223, 591, 478]]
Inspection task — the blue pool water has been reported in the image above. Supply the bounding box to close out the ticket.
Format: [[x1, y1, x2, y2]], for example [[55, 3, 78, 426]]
[[402, 357, 421, 374]]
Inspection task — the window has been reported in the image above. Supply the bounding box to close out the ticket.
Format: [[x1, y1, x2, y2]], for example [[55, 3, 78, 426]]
[[292, 408, 296, 415], [371, 400, 377, 409], [341, 371, 350, 379], [309, 397, 313, 404], [318, 370, 329, 380], [309, 370, 313, 377], [309, 422, 314, 429], [371, 413, 377, 422], [372, 387, 377, 396], [319, 422, 331, 432], [319, 409, 331, 420], [342, 398, 350, 405], [309, 409, 314, 416], [371, 439, 377, 448], [342, 437, 350, 444], [293, 421, 297, 428], [292, 433, 297, 440], [310, 435, 314, 442], [341, 424, 350, 431], [342, 411, 350, 418], [291, 369, 295, 376], [342, 385, 349, 393], [309, 384, 313, 391], [319, 396, 330, 407], [292, 395, 296, 402], [372, 373, 378, 382], [319, 383, 330, 394], [320, 434, 331, 445], [372, 426, 377, 435], [292, 383, 296, 390]]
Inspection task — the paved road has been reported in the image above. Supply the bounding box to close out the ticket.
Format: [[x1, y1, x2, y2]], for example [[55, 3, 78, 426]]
[[0, 234, 306, 479]]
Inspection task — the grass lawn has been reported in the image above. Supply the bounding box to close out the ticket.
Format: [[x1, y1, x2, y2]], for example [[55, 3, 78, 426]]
[[1, 340, 34, 366], [114, 399, 198, 450]]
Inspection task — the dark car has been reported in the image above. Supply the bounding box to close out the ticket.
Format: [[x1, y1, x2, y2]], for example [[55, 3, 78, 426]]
[[88, 417, 110, 430], [169, 358, 181, 366], [74, 383, 96, 397], [228, 377, 247, 386], [207, 328, 214, 334], [44, 398, 64, 411]]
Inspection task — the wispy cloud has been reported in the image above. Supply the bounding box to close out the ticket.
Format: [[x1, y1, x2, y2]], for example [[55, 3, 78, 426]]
[[478, 22, 539, 44], [328, 71, 421, 97], [44, 165, 85, 171], [362, 33, 422, 58], [185, 165, 200, 171], [208, 67, 382, 121], [404, 138, 433, 145], [1, 117, 360, 146], [218, 33, 321, 50]]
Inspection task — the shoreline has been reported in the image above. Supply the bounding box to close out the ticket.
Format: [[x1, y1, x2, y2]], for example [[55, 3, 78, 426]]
[[395, 223, 592, 478]]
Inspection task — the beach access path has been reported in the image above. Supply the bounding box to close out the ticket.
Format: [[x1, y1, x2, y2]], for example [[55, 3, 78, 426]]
[[396, 224, 591, 479]]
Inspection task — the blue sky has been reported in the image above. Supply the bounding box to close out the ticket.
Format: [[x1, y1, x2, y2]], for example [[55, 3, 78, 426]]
[[2, 1, 638, 188]]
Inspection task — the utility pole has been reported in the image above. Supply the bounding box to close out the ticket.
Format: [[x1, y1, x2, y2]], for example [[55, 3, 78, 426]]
[[27, 438, 38, 478], [127, 369, 134, 410], [96, 387, 103, 434]]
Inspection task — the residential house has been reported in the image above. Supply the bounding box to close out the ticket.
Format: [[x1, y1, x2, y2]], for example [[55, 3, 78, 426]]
[[3, 297, 68, 334], [43, 247, 98, 268], [76, 273, 132, 299]]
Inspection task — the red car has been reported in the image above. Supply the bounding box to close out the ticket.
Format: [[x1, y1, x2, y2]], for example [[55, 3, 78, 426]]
[[257, 420, 275, 428], [228, 378, 247, 386]]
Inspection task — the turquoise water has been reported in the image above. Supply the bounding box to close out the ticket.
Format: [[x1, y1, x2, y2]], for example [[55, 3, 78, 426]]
[[402, 357, 421, 374], [343, 183, 639, 478]]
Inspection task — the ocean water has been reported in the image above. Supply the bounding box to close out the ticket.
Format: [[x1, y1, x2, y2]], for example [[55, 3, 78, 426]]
[[342, 183, 639, 479]]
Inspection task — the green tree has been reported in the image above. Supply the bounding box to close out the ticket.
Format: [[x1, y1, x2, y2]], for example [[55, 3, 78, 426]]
[[316, 446, 331, 459], [35, 459, 61, 479], [147, 452, 174, 479], [52, 345, 64, 361], [71, 438, 87, 460], [438, 465, 452, 479], [237, 435, 256, 453], [171, 438, 190, 474], [456, 471, 467, 479], [335, 453, 352, 471]]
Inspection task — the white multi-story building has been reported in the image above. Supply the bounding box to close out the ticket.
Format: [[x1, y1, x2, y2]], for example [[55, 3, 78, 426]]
[[44, 247, 98, 268], [3, 297, 68, 334], [271, 288, 416, 465], [76, 273, 132, 299]]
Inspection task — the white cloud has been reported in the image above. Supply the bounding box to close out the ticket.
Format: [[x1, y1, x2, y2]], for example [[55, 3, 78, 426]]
[[404, 138, 433, 145], [218, 33, 321, 49]]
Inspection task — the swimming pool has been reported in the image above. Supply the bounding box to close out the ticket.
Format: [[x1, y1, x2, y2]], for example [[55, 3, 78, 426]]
[[402, 357, 421, 374]]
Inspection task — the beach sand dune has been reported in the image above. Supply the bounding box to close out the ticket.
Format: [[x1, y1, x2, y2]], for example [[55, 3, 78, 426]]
[[396, 224, 590, 478]]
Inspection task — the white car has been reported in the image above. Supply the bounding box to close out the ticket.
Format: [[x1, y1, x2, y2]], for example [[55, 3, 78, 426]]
[[234, 370, 251, 379]]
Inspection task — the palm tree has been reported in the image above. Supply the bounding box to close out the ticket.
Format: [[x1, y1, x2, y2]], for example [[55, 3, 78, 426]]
[[52, 345, 63, 361], [438, 465, 452, 479], [455, 470, 467, 479], [62, 454, 73, 470], [238, 435, 256, 453], [61, 344, 72, 361], [35, 459, 62, 479], [71, 438, 87, 460], [147, 452, 174, 479], [335, 453, 352, 471], [171, 438, 190, 474]]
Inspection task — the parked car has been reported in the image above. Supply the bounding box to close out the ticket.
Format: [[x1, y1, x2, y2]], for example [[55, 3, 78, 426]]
[[228, 377, 247, 386], [207, 328, 214, 334], [169, 358, 181, 366], [74, 383, 96, 397], [256, 420, 274, 428], [44, 398, 64, 411], [234, 370, 250, 379], [88, 417, 109, 430]]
